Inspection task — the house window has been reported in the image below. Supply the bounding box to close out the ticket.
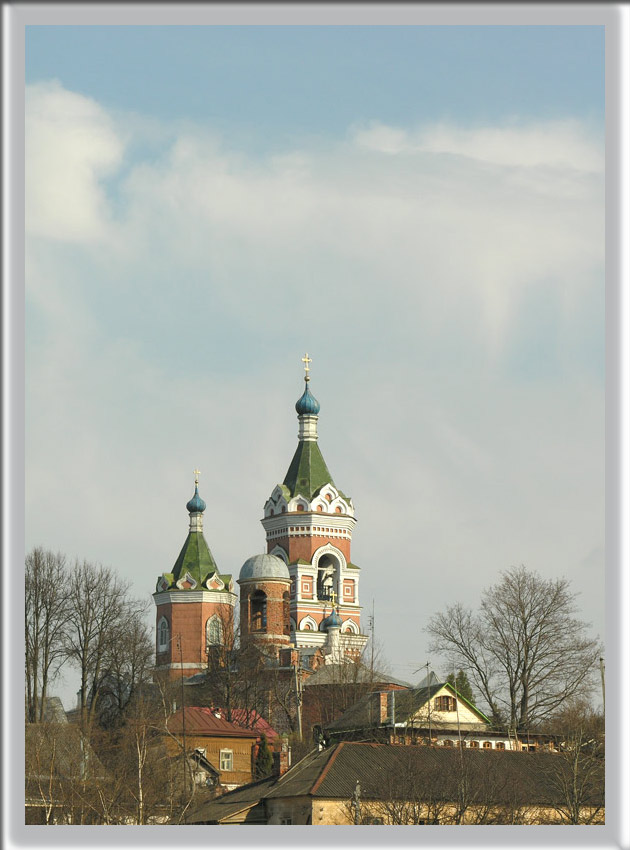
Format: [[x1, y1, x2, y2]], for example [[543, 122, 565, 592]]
[[482, 741, 492, 749], [495, 742, 505, 750], [434, 695, 456, 712], [469, 741, 479, 748], [157, 617, 169, 652], [206, 614, 223, 647], [443, 739, 454, 747], [219, 750, 233, 771], [279, 817, 292, 824]]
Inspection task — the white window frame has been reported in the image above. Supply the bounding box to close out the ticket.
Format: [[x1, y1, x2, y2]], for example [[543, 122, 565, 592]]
[[219, 749, 233, 771], [157, 617, 170, 652]]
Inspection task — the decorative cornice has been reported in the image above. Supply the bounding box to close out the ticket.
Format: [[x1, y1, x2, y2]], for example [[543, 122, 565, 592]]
[[153, 590, 237, 606]]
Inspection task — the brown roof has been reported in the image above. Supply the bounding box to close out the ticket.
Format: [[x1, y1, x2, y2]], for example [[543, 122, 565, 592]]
[[266, 742, 604, 808], [167, 707, 259, 738], [186, 775, 277, 824], [196, 741, 603, 814]]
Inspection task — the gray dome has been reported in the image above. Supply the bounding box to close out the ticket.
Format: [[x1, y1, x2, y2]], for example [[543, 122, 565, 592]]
[[239, 553, 290, 582]]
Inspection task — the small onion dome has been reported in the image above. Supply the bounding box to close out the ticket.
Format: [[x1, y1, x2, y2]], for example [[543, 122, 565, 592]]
[[239, 553, 290, 582], [186, 484, 206, 514], [295, 383, 320, 416], [321, 607, 342, 631]]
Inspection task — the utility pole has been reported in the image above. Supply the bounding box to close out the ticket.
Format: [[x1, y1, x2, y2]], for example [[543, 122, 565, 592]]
[[599, 657, 605, 713], [294, 655, 303, 739], [369, 600, 375, 676]]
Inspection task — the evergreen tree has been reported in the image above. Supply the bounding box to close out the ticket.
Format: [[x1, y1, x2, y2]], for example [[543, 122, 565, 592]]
[[254, 733, 273, 780], [447, 670, 474, 704]]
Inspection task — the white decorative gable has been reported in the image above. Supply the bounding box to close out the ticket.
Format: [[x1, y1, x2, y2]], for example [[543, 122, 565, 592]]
[[176, 571, 198, 590]]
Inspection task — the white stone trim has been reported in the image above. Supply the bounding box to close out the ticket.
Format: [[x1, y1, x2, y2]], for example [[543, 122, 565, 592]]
[[153, 590, 237, 606], [341, 619, 359, 634], [176, 571, 198, 590], [154, 662, 208, 671], [261, 511, 356, 534], [270, 545, 289, 563], [312, 543, 347, 571], [297, 414, 318, 441], [298, 615, 319, 632], [205, 572, 225, 591], [157, 616, 170, 651]]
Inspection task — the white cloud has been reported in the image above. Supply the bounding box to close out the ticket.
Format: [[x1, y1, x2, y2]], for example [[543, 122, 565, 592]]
[[25, 83, 605, 699], [353, 118, 604, 173], [26, 80, 124, 242]]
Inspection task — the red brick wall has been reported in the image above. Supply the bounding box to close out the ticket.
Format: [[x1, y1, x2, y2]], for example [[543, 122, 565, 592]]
[[268, 534, 351, 562], [155, 599, 234, 672], [239, 578, 291, 648]]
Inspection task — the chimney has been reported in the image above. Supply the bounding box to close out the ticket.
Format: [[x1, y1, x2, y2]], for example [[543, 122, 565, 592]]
[[379, 692, 389, 723]]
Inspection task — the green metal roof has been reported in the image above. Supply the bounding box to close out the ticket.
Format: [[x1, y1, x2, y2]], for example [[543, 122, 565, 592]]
[[171, 531, 220, 587], [283, 440, 335, 499]]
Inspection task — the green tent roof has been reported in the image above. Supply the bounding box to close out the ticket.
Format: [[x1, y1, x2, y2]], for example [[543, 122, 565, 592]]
[[283, 440, 349, 501], [171, 531, 220, 587]]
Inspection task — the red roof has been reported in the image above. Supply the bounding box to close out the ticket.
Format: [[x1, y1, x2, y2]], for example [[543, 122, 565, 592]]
[[167, 707, 260, 738], [212, 707, 278, 741]]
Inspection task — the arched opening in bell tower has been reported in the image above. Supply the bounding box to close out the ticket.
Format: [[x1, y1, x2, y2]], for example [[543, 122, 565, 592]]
[[250, 590, 267, 632], [316, 554, 339, 602]]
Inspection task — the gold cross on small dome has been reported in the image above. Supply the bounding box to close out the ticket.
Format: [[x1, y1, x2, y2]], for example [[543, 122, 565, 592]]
[[330, 589, 337, 606], [194, 469, 201, 485], [302, 353, 312, 378]]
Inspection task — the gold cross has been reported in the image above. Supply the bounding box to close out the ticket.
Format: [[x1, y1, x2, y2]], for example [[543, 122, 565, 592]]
[[302, 352, 312, 379], [194, 468, 201, 485], [330, 589, 337, 606]]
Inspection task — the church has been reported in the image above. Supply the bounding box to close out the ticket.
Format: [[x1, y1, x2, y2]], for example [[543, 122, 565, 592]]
[[152, 354, 369, 683]]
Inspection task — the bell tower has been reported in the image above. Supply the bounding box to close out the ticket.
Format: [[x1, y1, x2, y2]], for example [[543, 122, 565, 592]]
[[153, 472, 237, 677], [261, 356, 368, 666]]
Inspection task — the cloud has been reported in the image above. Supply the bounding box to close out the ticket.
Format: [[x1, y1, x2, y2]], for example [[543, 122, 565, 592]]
[[26, 80, 124, 242], [353, 118, 604, 173], [25, 82, 605, 696]]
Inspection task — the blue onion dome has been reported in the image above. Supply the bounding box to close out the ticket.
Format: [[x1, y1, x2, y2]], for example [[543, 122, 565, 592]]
[[239, 553, 290, 582], [321, 607, 342, 631], [186, 483, 206, 514], [295, 382, 320, 415]]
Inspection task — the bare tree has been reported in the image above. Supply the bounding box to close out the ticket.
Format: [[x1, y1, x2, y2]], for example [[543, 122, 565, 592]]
[[25, 548, 72, 723], [427, 566, 601, 730], [540, 699, 605, 824], [94, 612, 154, 729], [64, 559, 146, 728]]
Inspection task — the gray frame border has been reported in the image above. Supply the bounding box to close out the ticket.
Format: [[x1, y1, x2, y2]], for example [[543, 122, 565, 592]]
[[3, 3, 628, 849]]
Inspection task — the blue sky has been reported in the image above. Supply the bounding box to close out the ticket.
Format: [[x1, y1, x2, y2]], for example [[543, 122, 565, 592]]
[[25, 23, 605, 709], [26, 25, 604, 146]]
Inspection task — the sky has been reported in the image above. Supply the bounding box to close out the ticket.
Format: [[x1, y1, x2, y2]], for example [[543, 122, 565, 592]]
[[24, 23, 605, 710]]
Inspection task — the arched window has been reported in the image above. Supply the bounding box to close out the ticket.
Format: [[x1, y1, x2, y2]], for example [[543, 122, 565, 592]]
[[251, 590, 267, 632], [317, 554, 338, 601], [206, 614, 223, 647], [157, 617, 170, 652]]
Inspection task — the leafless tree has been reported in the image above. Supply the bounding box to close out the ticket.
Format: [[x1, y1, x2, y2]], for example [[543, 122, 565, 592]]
[[94, 613, 154, 729], [426, 566, 601, 730], [25, 548, 72, 723], [64, 559, 147, 728], [539, 699, 605, 824]]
